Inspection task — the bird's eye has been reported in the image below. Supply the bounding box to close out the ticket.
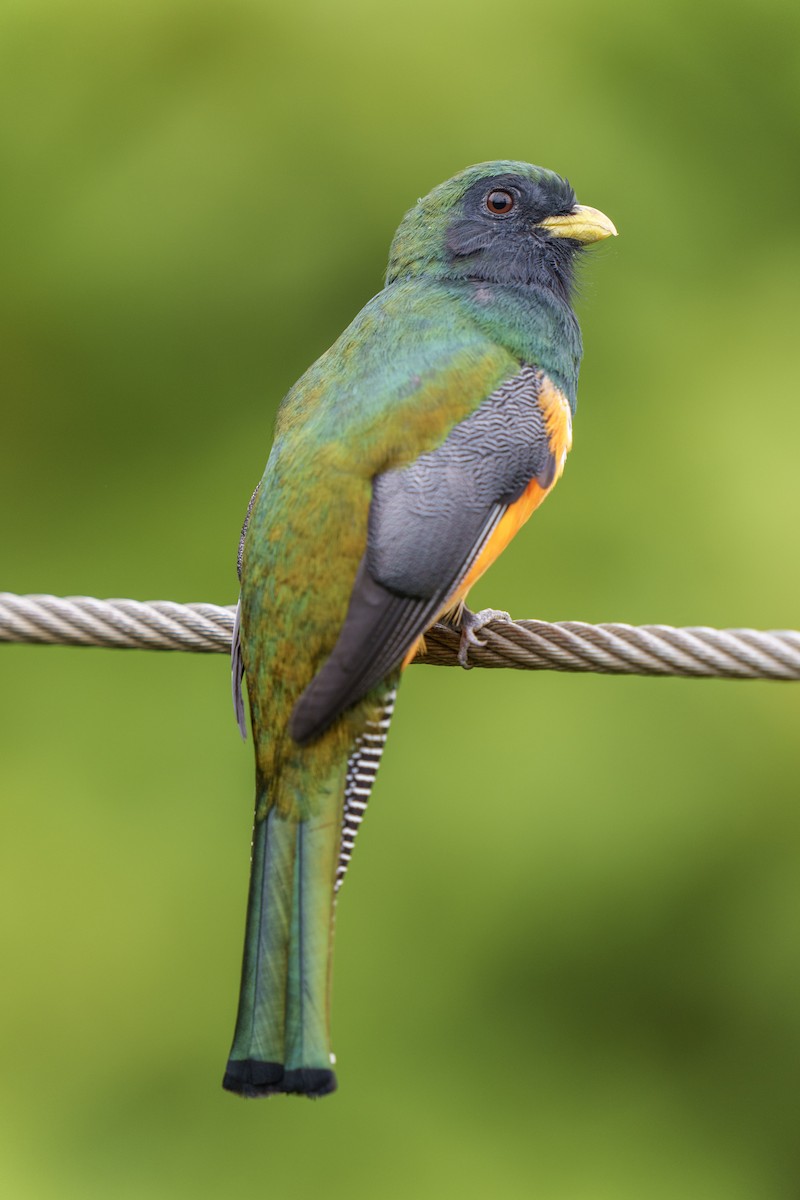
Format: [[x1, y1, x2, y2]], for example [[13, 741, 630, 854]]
[[486, 189, 515, 215]]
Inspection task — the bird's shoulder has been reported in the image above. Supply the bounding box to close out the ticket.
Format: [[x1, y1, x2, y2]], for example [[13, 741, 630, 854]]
[[273, 280, 522, 476]]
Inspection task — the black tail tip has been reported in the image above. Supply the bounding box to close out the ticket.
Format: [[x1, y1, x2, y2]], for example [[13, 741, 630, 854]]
[[283, 1067, 338, 1097], [223, 1059, 337, 1099], [222, 1058, 284, 1097]]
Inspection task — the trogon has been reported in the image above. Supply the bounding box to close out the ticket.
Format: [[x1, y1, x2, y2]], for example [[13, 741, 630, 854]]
[[224, 161, 616, 1098]]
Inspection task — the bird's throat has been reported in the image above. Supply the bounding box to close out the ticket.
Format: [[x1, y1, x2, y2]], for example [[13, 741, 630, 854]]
[[448, 280, 582, 411]]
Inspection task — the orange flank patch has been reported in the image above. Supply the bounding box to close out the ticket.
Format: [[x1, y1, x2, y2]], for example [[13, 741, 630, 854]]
[[402, 377, 573, 668]]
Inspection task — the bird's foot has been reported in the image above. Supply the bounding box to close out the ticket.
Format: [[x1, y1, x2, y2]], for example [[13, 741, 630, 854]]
[[456, 607, 511, 669]]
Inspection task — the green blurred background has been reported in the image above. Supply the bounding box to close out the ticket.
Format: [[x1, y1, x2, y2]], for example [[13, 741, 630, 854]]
[[1, 1, 799, 1196]]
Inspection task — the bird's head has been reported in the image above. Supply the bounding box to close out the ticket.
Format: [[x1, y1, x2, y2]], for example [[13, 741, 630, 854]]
[[386, 161, 616, 302]]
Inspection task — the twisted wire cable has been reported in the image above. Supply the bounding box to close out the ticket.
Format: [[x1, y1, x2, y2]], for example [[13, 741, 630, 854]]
[[1, 592, 798, 681]]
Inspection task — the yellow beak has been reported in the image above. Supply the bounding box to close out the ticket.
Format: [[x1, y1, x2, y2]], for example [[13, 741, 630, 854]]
[[538, 204, 617, 244]]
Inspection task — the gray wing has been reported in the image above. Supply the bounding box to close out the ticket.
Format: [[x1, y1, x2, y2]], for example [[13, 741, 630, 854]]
[[289, 364, 556, 745]]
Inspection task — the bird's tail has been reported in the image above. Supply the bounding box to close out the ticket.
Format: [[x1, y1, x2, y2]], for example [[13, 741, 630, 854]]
[[223, 685, 396, 1099], [222, 784, 340, 1098]]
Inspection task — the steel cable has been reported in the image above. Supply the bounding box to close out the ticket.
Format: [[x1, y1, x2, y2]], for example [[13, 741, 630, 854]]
[[1, 593, 798, 681]]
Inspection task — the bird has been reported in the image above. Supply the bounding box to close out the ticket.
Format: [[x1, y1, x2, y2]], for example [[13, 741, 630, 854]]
[[223, 161, 616, 1098]]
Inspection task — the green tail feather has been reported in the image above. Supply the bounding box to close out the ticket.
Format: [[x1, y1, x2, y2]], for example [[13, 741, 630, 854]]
[[223, 791, 339, 1099]]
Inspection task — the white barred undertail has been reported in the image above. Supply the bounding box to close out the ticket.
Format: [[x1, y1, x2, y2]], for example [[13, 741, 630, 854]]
[[336, 686, 397, 893]]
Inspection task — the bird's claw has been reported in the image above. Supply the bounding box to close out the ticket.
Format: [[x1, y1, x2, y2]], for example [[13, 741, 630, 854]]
[[456, 607, 512, 669]]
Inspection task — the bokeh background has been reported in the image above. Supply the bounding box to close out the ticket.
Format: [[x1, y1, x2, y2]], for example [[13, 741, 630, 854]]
[[1, 1, 799, 1197]]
